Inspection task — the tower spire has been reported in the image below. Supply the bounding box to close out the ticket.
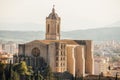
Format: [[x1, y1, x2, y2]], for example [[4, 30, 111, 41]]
[[52, 5, 55, 13]]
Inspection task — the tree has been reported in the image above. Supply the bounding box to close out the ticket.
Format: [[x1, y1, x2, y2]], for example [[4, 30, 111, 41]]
[[13, 61, 33, 80], [4, 61, 20, 80], [0, 62, 6, 80], [45, 65, 53, 80], [35, 71, 44, 80], [115, 72, 118, 80], [98, 74, 101, 80], [2, 71, 6, 80], [8, 60, 12, 80], [12, 71, 20, 80], [0, 62, 6, 73]]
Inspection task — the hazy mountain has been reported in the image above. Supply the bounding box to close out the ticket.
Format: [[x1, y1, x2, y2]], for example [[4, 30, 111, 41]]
[[62, 27, 120, 41], [0, 31, 45, 42], [0, 23, 44, 31], [0, 27, 120, 42]]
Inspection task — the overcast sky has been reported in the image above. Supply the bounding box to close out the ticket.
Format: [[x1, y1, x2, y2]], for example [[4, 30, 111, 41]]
[[0, 0, 120, 31]]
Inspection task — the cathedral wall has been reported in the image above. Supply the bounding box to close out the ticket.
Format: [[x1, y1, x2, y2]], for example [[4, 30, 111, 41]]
[[85, 40, 94, 74], [48, 43, 56, 72], [74, 46, 85, 77], [24, 42, 48, 63], [66, 45, 76, 77], [73, 40, 94, 75], [48, 42, 67, 72], [18, 44, 25, 55], [56, 43, 67, 72]]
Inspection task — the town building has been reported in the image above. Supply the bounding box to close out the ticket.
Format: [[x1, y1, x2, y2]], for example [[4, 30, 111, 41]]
[[0, 51, 13, 64], [94, 56, 109, 76], [2, 41, 18, 54]]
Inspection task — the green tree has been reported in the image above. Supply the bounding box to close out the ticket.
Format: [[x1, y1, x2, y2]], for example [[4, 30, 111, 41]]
[[35, 71, 44, 80], [2, 71, 6, 80], [13, 61, 33, 80], [0, 62, 6, 73], [8, 60, 12, 80], [45, 66, 54, 80], [0, 62, 6, 80], [115, 72, 118, 80], [12, 71, 20, 80], [4, 61, 20, 80], [98, 74, 101, 80]]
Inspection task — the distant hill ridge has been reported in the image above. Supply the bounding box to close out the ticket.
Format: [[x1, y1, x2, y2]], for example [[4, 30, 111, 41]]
[[0, 27, 120, 42]]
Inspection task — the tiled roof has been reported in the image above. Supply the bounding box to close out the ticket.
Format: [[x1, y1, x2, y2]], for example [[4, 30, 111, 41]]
[[28, 39, 80, 45]]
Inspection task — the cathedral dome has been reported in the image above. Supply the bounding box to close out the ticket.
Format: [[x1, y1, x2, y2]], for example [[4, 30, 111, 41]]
[[48, 13, 59, 19], [47, 6, 60, 20]]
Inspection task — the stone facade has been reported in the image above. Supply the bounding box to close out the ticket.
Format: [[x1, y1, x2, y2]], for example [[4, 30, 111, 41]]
[[15, 6, 94, 77]]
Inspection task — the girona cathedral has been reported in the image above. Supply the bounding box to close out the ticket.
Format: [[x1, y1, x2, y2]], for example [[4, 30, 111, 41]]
[[14, 6, 94, 77]]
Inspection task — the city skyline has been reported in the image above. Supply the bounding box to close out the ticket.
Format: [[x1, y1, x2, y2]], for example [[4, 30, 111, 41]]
[[0, 0, 120, 31]]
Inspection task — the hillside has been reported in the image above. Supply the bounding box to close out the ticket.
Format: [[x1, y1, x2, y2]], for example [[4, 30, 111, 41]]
[[0, 27, 120, 42], [62, 27, 120, 41], [0, 31, 44, 42]]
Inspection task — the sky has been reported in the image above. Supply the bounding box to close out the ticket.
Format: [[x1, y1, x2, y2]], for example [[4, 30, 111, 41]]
[[0, 0, 120, 31]]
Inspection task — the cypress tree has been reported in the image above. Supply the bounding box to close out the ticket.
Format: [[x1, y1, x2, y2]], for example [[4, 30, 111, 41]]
[[115, 72, 118, 80], [98, 74, 101, 80], [2, 71, 6, 80], [9, 60, 12, 80]]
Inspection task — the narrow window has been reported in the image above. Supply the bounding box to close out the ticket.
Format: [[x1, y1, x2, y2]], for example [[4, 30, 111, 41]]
[[61, 51, 62, 55], [47, 24, 50, 33], [56, 57, 58, 61], [61, 63, 62, 66], [57, 24, 59, 33], [56, 63, 58, 67], [56, 53, 58, 56], [61, 57, 62, 61]]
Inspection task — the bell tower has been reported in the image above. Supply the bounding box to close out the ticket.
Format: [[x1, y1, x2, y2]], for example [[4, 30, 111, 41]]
[[46, 5, 61, 40]]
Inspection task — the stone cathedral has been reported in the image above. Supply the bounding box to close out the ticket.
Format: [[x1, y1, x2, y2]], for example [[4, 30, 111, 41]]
[[14, 6, 94, 77]]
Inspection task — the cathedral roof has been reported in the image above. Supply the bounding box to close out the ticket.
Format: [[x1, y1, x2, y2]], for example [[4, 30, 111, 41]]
[[28, 39, 90, 45], [47, 6, 60, 20]]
